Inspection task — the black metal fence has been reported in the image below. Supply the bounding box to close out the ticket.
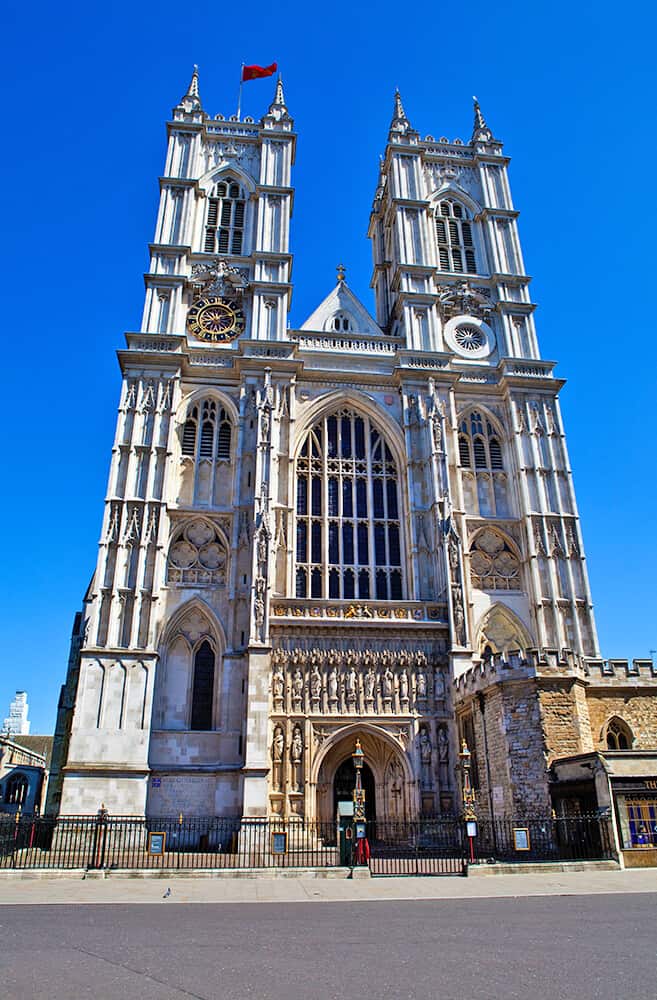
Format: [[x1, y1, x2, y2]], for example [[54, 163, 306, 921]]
[[0, 814, 340, 871], [0, 812, 615, 873], [471, 815, 615, 863], [367, 817, 467, 876]]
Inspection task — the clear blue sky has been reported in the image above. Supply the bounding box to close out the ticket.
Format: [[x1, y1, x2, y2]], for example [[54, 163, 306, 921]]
[[1, 0, 655, 734]]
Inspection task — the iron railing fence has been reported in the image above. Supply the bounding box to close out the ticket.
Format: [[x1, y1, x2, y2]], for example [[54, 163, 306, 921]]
[[0, 814, 340, 871], [0, 812, 615, 871], [366, 817, 467, 876], [471, 815, 615, 863]]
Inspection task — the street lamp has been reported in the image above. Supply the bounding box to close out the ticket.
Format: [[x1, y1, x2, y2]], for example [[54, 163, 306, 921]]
[[352, 739, 369, 866], [352, 739, 366, 821], [459, 739, 478, 864]]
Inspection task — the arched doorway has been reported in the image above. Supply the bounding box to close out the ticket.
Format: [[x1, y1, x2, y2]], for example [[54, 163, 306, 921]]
[[314, 726, 412, 824], [333, 757, 376, 822]]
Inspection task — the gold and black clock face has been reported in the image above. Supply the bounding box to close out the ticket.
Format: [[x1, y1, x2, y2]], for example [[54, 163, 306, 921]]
[[186, 296, 246, 342]]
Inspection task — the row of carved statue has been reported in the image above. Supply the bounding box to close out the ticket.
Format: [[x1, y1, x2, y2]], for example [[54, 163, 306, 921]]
[[270, 648, 448, 714]]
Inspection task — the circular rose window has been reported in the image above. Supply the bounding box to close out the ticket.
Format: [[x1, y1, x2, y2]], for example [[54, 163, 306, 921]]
[[444, 315, 495, 360], [454, 325, 486, 352]]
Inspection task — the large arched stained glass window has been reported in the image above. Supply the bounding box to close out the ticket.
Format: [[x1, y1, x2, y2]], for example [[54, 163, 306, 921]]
[[295, 409, 404, 601]]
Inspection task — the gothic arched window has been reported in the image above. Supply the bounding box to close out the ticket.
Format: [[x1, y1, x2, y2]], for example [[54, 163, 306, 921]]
[[459, 410, 510, 517], [435, 199, 477, 274], [190, 640, 215, 730], [606, 717, 634, 750], [295, 409, 404, 601], [4, 773, 29, 806], [204, 178, 246, 255]]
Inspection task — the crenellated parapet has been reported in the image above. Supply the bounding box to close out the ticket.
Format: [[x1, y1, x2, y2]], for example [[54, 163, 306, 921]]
[[454, 649, 657, 700]]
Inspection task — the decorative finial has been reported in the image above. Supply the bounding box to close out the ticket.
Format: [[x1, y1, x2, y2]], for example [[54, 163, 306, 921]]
[[390, 88, 412, 135], [336, 263, 346, 283], [188, 65, 200, 98], [267, 74, 290, 119], [471, 95, 493, 143], [273, 74, 286, 106], [179, 65, 202, 112]]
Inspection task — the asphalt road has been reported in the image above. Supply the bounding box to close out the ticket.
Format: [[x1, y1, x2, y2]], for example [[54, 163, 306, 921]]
[[1, 894, 655, 999]]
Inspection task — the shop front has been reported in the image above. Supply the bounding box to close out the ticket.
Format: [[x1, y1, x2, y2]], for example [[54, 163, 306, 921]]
[[550, 750, 657, 868]]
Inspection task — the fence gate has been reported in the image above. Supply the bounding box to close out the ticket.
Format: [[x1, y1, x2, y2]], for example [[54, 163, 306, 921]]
[[367, 818, 467, 876]]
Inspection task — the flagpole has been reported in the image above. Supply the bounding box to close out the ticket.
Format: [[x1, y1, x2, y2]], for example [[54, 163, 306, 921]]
[[237, 63, 244, 121]]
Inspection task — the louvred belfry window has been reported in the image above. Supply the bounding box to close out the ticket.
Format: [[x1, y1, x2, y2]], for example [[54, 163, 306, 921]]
[[435, 200, 477, 274], [295, 410, 404, 601], [181, 400, 232, 462], [458, 410, 510, 518], [204, 179, 246, 255]]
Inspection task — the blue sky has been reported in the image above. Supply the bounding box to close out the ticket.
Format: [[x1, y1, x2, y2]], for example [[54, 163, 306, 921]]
[[1, 0, 655, 733]]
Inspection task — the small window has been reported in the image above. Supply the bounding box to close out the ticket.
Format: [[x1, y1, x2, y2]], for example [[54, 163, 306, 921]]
[[329, 312, 352, 333], [4, 773, 29, 806], [606, 718, 634, 751]]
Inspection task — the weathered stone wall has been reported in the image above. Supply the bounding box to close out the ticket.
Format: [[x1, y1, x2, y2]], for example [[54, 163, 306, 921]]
[[457, 678, 552, 818], [587, 692, 657, 749], [501, 680, 552, 815], [539, 679, 593, 763]]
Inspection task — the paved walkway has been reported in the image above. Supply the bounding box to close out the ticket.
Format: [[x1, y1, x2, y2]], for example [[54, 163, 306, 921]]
[[1, 866, 656, 905]]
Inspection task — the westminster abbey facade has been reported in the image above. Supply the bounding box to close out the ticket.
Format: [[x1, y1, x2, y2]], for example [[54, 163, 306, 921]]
[[48, 71, 657, 837]]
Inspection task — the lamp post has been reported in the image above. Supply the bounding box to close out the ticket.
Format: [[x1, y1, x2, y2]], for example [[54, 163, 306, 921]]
[[459, 739, 478, 864], [352, 739, 370, 866], [352, 739, 365, 821]]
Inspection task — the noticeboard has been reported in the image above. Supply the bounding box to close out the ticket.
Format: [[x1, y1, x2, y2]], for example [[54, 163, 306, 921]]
[[148, 831, 166, 856], [271, 831, 288, 855], [513, 827, 531, 851]]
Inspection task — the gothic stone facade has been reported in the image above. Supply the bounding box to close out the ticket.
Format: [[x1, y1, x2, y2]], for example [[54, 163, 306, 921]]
[[51, 72, 657, 821]]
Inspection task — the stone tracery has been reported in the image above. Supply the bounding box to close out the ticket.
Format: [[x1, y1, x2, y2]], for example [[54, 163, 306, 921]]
[[167, 519, 228, 586]]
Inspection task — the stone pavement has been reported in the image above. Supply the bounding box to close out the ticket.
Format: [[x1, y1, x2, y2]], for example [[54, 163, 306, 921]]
[[1, 866, 656, 905]]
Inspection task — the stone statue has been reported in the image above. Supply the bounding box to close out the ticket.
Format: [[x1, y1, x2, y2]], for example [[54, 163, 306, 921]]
[[346, 666, 357, 699], [419, 727, 432, 764], [399, 670, 409, 702], [438, 727, 449, 763], [260, 405, 270, 443], [272, 668, 284, 701], [416, 670, 427, 700], [292, 668, 303, 704], [310, 665, 322, 700], [448, 534, 459, 573], [257, 528, 268, 569], [328, 668, 338, 701], [291, 725, 303, 763], [433, 669, 445, 701], [383, 667, 394, 699], [272, 726, 284, 762], [364, 667, 376, 701]]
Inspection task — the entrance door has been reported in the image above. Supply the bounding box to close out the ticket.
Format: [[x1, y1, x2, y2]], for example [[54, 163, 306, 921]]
[[333, 758, 376, 822]]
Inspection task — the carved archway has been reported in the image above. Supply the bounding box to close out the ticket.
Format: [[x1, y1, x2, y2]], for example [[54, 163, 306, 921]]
[[312, 724, 414, 824]]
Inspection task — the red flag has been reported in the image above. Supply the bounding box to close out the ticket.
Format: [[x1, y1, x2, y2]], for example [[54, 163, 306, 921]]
[[242, 62, 277, 82]]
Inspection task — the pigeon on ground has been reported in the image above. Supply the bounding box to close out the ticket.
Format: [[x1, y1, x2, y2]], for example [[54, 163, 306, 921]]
[[163, 887, 171, 898]]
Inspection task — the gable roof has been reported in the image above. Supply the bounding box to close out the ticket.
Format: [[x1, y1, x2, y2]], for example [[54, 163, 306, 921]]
[[299, 281, 383, 336]]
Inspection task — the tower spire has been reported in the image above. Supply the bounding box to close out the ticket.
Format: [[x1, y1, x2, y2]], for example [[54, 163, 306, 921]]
[[179, 65, 203, 113], [471, 95, 494, 143], [266, 74, 291, 121], [389, 88, 412, 134]]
